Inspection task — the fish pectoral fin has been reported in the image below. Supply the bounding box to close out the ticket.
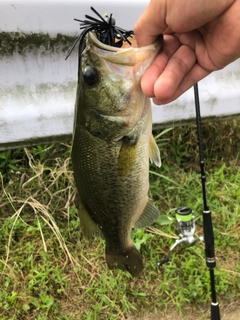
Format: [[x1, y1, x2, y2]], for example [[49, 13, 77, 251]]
[[134, 198, 160, 229], [106, 246, 143, 277], [149, 134, 161, 167], [78, 202, 103, 239]]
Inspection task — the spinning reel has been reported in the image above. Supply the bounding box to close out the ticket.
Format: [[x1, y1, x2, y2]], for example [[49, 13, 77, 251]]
[[158, 206, 203, 266]]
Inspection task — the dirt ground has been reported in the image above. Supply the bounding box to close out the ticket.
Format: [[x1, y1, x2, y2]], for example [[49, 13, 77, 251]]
[[126, 300, 240, 320], [223, 308, 240, 320]]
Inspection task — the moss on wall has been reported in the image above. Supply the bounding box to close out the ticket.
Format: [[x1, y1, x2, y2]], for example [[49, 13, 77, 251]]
[[0, 32, 76, 56]]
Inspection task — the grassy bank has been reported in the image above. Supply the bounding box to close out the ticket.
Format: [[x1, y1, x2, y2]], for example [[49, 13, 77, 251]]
[[0, 120, 239, 319]]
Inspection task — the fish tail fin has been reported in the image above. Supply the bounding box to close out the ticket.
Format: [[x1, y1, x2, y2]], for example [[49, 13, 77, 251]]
[[106, 246, 143, 277]]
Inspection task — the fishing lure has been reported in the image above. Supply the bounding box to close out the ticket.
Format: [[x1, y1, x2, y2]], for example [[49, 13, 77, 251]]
[[66, 6, 134, 59]]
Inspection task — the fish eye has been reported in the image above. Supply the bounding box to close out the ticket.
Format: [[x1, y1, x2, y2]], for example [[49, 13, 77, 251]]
[[83, 66, 99, 85]]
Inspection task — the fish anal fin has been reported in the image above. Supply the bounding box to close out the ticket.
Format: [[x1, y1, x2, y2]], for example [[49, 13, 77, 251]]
[[78, 201, 102, 239], [134, 198, 160, 229], [106, 246, 143, 277], [149, 134, 161, 167]]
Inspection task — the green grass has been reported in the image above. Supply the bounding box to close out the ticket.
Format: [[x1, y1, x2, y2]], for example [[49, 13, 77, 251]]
[[0, 120, 239, 319]]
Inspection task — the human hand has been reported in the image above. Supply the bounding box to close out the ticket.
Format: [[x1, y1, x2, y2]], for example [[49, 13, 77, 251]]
[[134, 0, 240, 105]]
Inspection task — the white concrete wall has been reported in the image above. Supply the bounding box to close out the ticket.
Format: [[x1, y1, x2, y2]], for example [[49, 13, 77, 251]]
[[0, 0, 240, 149]]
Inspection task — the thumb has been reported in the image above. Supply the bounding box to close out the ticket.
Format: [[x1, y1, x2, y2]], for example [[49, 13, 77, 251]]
[[134, 0, 167, 47]]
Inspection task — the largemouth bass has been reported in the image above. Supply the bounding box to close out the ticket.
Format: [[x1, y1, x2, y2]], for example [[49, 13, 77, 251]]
[[71, 30, 162, 277]]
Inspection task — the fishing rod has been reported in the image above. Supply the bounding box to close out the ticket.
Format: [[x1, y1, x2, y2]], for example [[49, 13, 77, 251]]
[[158, 84, 221, 320], [194, 83, 221, 320]]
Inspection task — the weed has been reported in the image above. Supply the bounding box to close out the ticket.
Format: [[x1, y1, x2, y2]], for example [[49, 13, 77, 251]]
[[0, 120, 239, 319]]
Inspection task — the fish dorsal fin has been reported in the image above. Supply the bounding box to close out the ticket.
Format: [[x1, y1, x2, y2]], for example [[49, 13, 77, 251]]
[[149, 134, 161, 167], [134, 199, 160, 229], [78, 201, 103, 239]]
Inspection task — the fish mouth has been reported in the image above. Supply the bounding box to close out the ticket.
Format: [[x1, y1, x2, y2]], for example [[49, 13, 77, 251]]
[[88, 31, 163, 68]]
